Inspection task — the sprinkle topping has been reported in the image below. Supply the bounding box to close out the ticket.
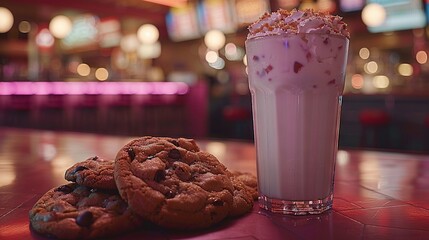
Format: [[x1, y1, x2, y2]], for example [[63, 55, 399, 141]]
[[247, 9, 349, 40]]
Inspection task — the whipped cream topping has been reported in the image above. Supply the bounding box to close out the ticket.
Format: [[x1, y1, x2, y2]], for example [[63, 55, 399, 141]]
[[247, 9, 350, 40]]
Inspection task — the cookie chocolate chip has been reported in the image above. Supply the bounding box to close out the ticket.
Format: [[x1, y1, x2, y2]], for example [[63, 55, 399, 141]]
[[29, 183, 142, 239], [114, 136, 235, 229], [65, 157, 116, 190]]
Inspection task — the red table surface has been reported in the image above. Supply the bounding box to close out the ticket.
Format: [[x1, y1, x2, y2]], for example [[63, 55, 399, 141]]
[[1, 128, 429, 240]]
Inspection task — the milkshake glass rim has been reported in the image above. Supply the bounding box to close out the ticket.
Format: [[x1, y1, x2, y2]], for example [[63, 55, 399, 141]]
[[245, 33, 349, 43]]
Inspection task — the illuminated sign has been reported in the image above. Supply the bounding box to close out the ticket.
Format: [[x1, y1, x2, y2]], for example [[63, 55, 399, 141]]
[[98, 18, 121, 48], [366, 0, 426, 33], [166, 4, 201, 42], [61, 15, 99, 49], [197, 0, 237, 34], [235, 0, 270, 25]]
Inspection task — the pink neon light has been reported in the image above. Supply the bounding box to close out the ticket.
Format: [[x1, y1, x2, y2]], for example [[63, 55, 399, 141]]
[[0, 82, 189, 95]]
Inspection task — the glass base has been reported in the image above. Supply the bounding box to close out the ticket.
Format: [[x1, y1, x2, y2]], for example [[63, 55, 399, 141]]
[[259, 193, 333, 215]]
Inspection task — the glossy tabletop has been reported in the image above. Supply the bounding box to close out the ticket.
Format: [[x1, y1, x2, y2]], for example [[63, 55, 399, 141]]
[[1, 128, 429, 240]]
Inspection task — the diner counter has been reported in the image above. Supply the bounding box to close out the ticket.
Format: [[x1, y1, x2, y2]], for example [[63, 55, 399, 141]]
[[0, 128, 429, 239]]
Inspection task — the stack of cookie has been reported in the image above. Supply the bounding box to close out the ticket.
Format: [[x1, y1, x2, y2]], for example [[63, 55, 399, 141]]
[[29, 136, 258, 239]]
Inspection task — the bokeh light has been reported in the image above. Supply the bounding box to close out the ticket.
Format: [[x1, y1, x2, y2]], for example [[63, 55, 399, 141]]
[[18, 21, 31, 33], [416, 51, 427, 64], [361, 3, 386, 27], [49, 15, 73, 39], [209, 57, 225, 70], [95, 68, 109, 81], [138, 41, 161, 59], [0, 7, 14, 33], [224, 43, 245, 61], [398, 63, 413, 76], [372, 75, 389, 88], [120, 34, 139, 53], [225, 43, 237, 55], [359, 48, 370, 60], [36, 28, 55, 48], [351, 74, 364, 89], [364, 61, 378, 74], [205, 51, 218, 64], [137, 24, 159, 44], [77, 63, 90, 76], [204, 30, 226, 51]]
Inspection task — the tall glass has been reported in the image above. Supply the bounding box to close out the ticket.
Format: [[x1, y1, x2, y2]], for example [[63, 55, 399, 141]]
[[246, 33, 349, 215]]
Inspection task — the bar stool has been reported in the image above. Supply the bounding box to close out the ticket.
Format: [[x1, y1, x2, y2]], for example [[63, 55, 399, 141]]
[[137, 95, 187, 137], [36, 95, 67, 130], [425, 115, 429, 150], [222, 105, 253, 139], [359, 109, 390, 148], [105, 95, 134, 135], [2, 95, 34, 128], [72, 95, 101, 133]]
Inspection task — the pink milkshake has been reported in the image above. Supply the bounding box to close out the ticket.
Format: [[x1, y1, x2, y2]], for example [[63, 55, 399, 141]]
[[245, 9, 349, 215]]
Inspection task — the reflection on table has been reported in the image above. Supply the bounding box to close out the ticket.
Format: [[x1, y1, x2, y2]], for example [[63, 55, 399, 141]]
[[0, 128, 429, 240]]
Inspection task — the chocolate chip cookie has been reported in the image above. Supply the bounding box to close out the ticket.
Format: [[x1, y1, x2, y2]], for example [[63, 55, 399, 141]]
[[29, 183, 142, 239], [65, 156, 116, 190], [229, 171, 258, 200], [228, 173, 254, 217], [114, 136, 235, 229]]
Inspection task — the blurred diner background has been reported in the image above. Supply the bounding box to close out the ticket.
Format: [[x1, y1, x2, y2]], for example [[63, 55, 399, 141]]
[[0, 0, 428, 153]]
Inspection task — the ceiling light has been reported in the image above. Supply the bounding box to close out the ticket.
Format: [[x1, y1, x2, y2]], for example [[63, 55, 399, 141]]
[[137, 24, 159, 44], [49, 15, 72, 39], [362, 3, 386, 27], [204, 30, 226, 51], [0, 7, 14, 33]]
